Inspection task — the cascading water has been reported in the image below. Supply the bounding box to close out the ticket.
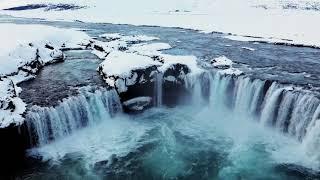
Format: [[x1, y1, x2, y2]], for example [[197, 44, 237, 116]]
[[185, 71, 320, 157], [20, 70, 320, 179], [154, 72, 163, 107], [25, 88, 122, 146], [260, 86, 284, 126], [302, 105, 320, 163]]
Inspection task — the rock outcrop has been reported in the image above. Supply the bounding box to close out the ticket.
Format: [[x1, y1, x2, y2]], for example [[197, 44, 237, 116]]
[[94, 33, 203, 111]]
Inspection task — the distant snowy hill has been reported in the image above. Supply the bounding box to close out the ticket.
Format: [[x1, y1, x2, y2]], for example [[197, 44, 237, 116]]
[[0, 0, 320, 47]]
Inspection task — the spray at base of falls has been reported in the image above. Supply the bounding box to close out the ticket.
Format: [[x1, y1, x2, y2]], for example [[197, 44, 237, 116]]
[[25, 69, 320, 170], [154, 72, 163, 107], [185, 71, 320, 168], [26, 88, 122, 146]]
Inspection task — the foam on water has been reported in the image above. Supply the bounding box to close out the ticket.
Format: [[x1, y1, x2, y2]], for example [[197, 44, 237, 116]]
[[28, 114, 152, 164], [23, 70, 320, 178]]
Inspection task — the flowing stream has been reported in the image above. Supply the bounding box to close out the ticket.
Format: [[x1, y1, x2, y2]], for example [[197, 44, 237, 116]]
[[15, 71, 320, 180], [3, 15, 320, 179]]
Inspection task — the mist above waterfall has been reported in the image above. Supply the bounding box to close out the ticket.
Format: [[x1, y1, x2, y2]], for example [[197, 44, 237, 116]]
[[6, 20, 320, 179], [19, 69, 320, 180]]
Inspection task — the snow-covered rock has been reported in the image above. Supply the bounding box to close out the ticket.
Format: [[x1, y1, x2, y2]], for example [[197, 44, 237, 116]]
[[129, 43, 172, 55], [211, 56, 233, 69], [97, 49, 201, 94], [241, 46, 255, 51], [95, 33, 203, 108], [99, 51, 162, 78], [0, 79, 26, 128], [98, 51, 162, 93], [211, 56, 244, 76], [219, 68, 244, 76], [0, 24, 90, 128], [0, 24, 89, 79], [1, 0, 320, 48], [123, 96, 152, 111], [100, 33, 159, 42]]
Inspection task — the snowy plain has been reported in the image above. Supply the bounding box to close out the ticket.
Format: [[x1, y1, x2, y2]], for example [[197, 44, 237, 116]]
[[0, 0, 320, 47], [0, 0, 319, 126]]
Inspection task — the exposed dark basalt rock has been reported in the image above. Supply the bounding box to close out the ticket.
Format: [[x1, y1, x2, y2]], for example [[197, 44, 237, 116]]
[[45, 44, 54, 50], [93, 44, 104, 52], [14, 47, 65, 79], [115, 66, 159, 103], [162, 63, 192, 105], [0, 79, 18, 114], [163, 63, 190, 83], [118, 46, 129, 51], [123, 97, 152, 112], [0, 122, 30, 177], [3, 3, 85, 11], [98, 62, 195, 112]]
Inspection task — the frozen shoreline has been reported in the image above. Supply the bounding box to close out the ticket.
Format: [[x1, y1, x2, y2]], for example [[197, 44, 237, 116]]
[[0, 24, 89, 128], [0, 0, 320, 47]]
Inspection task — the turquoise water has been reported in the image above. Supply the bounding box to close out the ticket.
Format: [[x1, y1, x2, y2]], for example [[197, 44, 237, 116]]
[[15, 105, 318, 180], [3, 15, 320, 179]]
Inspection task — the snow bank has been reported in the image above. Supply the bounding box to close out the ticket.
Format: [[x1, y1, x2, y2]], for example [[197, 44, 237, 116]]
[[241, 47, 255, 51], [1, 0, 320, 47], [0, 24, 89, 77], [100, 33, 159, 42], [91, 34, 161, 59], [219, 68, 244, 76], [211, 56, 244, 76], [129, 43, 172, 56], [0, 24, 89, 128], [95, 33, 202, 93], [123, 96, 152, 111], [99, 51, 162, 78], [158, 54, 202, 74], [211, 56, 233, 69], [0, 79, 25, 127]]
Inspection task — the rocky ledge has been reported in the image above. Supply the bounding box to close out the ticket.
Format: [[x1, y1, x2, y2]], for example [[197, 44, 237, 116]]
[[91, 33, 203, 112]]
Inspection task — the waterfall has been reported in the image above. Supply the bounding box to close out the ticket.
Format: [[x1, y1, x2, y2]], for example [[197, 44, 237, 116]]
[[302, 105, 320, 163], [26, 88, 122, 146], [208, 72, 232, 109], [24, 68, 320, 162], [154, 72, 163, 107], [260, 87, 284, 126], [185, 71, 320, 143]]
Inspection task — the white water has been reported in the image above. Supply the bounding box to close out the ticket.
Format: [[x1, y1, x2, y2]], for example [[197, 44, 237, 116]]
[[26, 88, 122, 146], [28, 114, 152, 164], [27, 105, 316, 178], [154, 72, 163, 107], [25, 70, 320, 175], [188, 71, 320, 170]]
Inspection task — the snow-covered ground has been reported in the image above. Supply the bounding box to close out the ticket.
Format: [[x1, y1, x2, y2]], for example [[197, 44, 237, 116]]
[[0, 24, 89, 128], [0, 0, 320, 47], [0, 0, 319, 126], [93, 33, 203, 93]]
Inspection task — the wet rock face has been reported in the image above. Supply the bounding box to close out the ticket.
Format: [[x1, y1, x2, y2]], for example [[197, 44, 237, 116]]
[[0, 80, 17, 112], [17, 47, 64, 78], [123, 97, 152, 112], [0, 123, 30, 176], [3, 3, 86, 11], [107, 66, 159, 111], [0, 81, 30, 175], [162, 64, 192, 106], [163, 63, 190, 84], [98, 65, 158, 96], [98, 63, 193, 112]]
